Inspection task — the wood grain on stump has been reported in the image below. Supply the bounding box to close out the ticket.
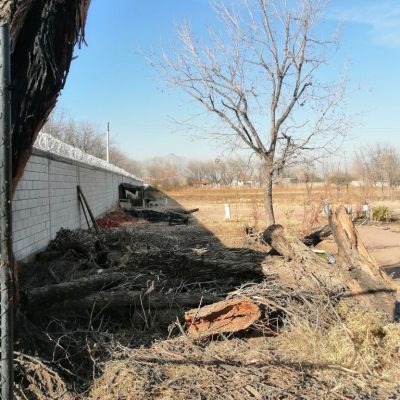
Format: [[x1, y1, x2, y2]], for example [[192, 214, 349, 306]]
[[185, 298, 261, 339]]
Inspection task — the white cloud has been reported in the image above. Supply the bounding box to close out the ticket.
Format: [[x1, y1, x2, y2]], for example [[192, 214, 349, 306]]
[[332, 0, 400, 48]]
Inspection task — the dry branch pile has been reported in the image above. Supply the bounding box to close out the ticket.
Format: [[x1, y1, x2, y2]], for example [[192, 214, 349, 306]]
[[16, 222, 267, 397], [88, 281, 400, 400], [15, 206, 400, 399]]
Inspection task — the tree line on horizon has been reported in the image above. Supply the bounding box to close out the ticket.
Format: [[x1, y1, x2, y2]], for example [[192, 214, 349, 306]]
[[43, 111, 400, 191]]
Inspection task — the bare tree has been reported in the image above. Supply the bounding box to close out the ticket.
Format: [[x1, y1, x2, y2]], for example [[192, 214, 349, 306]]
[[354, 144, 400, 200], [226, 157, 253, 185], [145, 158, 183, 188], [155, 0, 349, 224], [44, 110, 105, 157], [186, 160, 208, 185], [44, 109, 147, 177]]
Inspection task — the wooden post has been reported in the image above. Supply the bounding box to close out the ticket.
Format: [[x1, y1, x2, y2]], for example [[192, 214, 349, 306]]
[[224, 204, 231, 220], [77, 185, 100, 233]]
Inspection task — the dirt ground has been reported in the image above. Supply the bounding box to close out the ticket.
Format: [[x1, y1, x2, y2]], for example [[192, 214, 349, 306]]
[[357, 225, 400, 268], [164, 187, 400, 270], [14, 187, 400, 399]]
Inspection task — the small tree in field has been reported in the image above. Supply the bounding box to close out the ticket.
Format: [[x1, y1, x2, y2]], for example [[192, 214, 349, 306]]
[[156, 0, 349, 225]]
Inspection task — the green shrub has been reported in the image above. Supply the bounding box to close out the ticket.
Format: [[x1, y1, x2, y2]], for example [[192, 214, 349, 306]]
[[372, 206, 390, 221]]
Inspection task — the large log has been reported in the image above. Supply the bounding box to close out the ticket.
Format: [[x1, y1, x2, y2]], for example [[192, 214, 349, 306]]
[[128, 246, 265, 281], [262, 224, 320, 262], [184, 298, 261, 339], [24, 272, 136, 309], [46, 291, 222, 315]]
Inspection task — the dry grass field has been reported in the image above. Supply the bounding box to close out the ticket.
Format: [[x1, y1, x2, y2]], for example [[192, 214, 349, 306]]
[[164, 184, 400, 247]]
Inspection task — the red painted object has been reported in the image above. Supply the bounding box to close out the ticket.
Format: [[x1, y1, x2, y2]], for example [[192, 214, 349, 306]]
[[96, 212, 138, 228]]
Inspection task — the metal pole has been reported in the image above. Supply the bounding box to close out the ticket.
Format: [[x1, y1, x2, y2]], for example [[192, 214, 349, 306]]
[[106, 122, 110, 163], [0, 22, 13, 400]]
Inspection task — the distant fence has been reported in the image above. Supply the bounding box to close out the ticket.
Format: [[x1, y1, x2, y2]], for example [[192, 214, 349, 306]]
[[13, 135, 142, 259]]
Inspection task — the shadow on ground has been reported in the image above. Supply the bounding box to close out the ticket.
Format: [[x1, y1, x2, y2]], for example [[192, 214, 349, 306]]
[[16, 187, 269, 397]]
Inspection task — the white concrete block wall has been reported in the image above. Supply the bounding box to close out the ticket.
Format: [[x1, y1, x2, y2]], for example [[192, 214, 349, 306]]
[[49, 160, 80, 238], [12, 149, 142, 260], [13, 155, 51, 259]]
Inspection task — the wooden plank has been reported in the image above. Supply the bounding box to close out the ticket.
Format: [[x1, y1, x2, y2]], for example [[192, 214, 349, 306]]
[[77, 185, 100, 234]]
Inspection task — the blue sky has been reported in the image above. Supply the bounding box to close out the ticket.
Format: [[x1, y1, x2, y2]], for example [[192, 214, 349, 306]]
[[57, 0, 400, 160]]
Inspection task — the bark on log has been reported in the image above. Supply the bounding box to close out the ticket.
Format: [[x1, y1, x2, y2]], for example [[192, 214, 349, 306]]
[[46, 291, 222, 315], [24, 272, 135, 309], [184, 298, 261, 339], [328, 206, 376, 270], [129, 246, 265, 281], [328, 206, 396, 316], [263, 224, 320, 262]]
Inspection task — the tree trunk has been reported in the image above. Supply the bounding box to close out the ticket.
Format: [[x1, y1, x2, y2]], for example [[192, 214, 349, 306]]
[[264, 170, 275, 225], [263, 224, 321, 263]]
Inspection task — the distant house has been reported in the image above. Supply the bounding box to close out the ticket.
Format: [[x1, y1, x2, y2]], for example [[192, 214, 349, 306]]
[[350, 180, 364, 187], [275, 177, 298, 185], [245, 180, 260, 187], [231, 179, 245, 187], [374, 180, 390, 187]]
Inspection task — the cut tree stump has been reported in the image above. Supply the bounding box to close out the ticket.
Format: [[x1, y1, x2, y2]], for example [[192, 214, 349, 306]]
[[184, 298, 261, 339], [328, 205, 396, 316], [328, 206, 376, 271]]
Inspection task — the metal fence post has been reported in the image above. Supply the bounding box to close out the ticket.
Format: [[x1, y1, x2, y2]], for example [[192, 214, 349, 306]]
[[0, 22, 14, 400]]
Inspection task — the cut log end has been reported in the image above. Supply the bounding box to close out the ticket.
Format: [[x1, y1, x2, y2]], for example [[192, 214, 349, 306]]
[[184, 298, 261, 339]]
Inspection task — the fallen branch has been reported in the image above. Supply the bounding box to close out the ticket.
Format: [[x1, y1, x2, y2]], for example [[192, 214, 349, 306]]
[[24, 272, 136, 309], [303, 225, 332, 247]]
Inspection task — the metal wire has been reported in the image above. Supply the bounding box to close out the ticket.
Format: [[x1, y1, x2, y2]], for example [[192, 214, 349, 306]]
[[34, 132, 142, 182]]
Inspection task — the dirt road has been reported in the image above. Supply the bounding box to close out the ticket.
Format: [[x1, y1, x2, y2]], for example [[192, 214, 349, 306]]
[[357, 225, 400, 268]]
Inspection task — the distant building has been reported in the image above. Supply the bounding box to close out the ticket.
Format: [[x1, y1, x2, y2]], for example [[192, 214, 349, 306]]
[[274, 177, 299, 185], [374, 181, 390, 187], [350, 180, 364, 187]]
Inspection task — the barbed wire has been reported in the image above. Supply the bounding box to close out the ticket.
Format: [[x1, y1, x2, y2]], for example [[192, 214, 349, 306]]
[[34, 132, 142, 182]]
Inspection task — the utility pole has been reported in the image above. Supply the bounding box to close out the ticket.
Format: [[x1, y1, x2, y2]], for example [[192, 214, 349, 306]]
[[0, 22, 14, 400], [106, 122, 110, 163]]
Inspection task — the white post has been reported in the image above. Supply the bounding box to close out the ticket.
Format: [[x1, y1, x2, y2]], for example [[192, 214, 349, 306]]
[[106, 122, 110, 163], [224, 203, 231, 220]]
